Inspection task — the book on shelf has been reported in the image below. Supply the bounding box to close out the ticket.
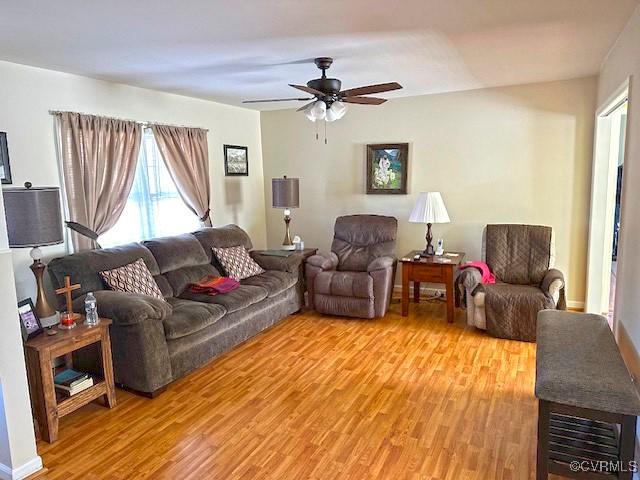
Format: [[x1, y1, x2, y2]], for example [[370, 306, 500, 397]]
[[54, 369, 94, 396], [54, 369, 89, 388], [55, 376, 94, 396]]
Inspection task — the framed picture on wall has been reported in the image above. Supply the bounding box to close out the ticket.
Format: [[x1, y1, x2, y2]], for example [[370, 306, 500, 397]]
[[18, 298, 43, 342], [224, 145, 248, 176], [366, 143, 408, 194], [0, 132, 12, 184]]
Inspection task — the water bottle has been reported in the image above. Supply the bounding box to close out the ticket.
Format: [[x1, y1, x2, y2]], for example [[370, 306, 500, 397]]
[[84, 292, 100, 326]]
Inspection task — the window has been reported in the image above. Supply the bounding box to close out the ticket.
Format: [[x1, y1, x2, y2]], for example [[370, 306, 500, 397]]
[[99, 129, 200, 247]]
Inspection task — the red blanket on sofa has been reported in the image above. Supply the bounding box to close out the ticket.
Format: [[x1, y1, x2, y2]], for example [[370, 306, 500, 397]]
[[188, 276, 239, 295]]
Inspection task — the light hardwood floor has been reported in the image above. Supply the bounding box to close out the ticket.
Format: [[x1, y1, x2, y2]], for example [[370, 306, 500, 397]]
[[35, 301, 546, 479]]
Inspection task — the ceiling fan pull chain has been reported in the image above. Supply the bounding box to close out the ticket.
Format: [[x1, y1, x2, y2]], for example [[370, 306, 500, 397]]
[[315, 121, 319, 141], [324, 120, 327, 144]]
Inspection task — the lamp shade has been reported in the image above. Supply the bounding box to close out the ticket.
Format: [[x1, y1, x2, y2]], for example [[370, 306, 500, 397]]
[[272, 176, 300, 208], [2, 186, 64, 247], [409, 192, 450, 224]]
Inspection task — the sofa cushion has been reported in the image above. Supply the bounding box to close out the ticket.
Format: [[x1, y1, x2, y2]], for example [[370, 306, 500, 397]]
[[192, 225, 253, 263], [241, 270, 297, 297], [164, 264, 221, 297], [164, 298, 226, 340], [179, 285, 268, 314], [314, 271, 373, 299], [100, 258, 164, 300], [143, 234, 209, 274], [48, 242, 160, 301], [212, 245, 264, 280]]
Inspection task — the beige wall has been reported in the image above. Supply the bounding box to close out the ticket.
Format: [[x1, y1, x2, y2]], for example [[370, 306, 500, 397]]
[[0, 193, 41, 477], [261, 77, 597, 306], [0, 60, 267, 305], [598, 5, 640, 350]]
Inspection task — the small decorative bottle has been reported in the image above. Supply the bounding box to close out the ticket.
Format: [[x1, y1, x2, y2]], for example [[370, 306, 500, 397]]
[[84, 292, 100, 326]]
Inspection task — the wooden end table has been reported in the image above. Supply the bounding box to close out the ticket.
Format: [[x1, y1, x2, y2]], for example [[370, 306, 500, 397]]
[[24, 318, 116, 443], [400, 251, 465, 323]]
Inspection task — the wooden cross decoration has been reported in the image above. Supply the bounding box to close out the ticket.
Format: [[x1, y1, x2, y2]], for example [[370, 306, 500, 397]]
[[55, 276, 81, 320]]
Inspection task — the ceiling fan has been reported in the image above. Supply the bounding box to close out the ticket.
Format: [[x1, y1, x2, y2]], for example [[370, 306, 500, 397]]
[[243, 57, 402, 123]]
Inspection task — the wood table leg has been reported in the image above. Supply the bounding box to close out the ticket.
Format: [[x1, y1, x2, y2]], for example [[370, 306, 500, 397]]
[[413, 281, 420, 303], [402, 264, 410, 316], [38, 351, 58, 443], [619, 415, 636, 480], [444, 267, 454, 323], [536, 400, 550, 480], [100, 326, 117, 408]]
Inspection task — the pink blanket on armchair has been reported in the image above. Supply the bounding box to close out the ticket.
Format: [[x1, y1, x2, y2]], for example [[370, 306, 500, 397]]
[[459, 261, 496, 284]]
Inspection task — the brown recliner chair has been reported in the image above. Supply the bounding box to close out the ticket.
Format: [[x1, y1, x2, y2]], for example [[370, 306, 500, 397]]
[[306, 215, 397, 319], [459, 224, 566, 342]]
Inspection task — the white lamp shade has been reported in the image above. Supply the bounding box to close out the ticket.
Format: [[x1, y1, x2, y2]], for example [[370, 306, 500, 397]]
[[309, 100, 326, 121], [326, 101, 347, 122], [304, 105, 317, 122], [409, 192, 450, 224]]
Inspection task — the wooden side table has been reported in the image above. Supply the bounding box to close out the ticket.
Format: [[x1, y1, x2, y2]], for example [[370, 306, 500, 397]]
[[24, 318, 116, 443], [400, 251, 465, 323]]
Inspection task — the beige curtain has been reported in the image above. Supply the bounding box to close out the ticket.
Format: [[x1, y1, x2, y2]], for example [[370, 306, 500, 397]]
[[57, 112, 141, 250], [150, 125, 212, 226]]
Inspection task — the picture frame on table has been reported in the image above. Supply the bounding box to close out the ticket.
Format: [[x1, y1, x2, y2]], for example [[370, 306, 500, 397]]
[[224, 145, 248, 176], [18, 298, 43, 342]]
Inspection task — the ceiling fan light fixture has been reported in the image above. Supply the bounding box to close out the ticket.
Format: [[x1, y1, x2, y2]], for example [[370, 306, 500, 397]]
[[304, 104, 317, 122], [308, 100, 326, 121], [326, 101, 347, 122]]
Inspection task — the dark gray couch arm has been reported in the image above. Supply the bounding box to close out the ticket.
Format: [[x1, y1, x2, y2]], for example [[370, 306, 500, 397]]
[[73, 290, 172, 326], [73, 290, 173, 394], [250, 251, 302, 274]]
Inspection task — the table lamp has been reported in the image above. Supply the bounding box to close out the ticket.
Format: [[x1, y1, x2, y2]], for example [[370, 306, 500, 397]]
[[3, 183, 64, 321], [272, 176, 299, 250], [409, 192, 450, 257]]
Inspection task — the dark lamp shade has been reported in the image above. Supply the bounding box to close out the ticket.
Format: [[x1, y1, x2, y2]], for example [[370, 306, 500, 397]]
[[272, 177, 299, 208], [3, 186, 64, 248]]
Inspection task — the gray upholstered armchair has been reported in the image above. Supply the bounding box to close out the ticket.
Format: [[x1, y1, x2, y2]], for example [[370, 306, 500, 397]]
[[306, 215, 397, 319], [459, 224, 566, 342]]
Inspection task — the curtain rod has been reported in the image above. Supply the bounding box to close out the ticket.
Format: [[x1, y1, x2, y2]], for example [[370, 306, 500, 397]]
[[48, 110, 209, 132]]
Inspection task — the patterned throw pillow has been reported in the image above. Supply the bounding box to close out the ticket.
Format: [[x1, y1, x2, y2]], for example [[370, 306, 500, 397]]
[[212, 246, 264, 281], [100, 258, 164, 299]]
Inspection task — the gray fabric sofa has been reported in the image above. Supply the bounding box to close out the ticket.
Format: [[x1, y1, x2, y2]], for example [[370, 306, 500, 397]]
[[305, 215, 397, 319], [48, 225, 303, 396]]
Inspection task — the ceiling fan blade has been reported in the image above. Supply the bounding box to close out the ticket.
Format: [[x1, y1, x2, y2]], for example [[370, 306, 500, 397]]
[[296, 100, 316, 112], [242, 97, 312, 103], [339, 82, 402, 98], [289, 84, 325, 96], [342, 96, 387, 105]]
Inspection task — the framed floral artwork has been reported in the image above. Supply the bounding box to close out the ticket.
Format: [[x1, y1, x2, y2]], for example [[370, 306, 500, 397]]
[[366, 143, 408, 194]]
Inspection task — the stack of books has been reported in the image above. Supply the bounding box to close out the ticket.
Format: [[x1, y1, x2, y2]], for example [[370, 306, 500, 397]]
[[54, 369, 94, 396]]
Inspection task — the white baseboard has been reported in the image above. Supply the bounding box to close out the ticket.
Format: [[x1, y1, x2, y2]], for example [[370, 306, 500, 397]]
[[0, 456, 43, 480]]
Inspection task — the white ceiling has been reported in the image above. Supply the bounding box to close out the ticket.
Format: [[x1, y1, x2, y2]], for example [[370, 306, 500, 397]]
[[0, 0, 637, 110]]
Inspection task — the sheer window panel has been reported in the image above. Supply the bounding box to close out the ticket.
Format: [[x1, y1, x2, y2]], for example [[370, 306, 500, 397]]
[[100, 129, 201, 247]]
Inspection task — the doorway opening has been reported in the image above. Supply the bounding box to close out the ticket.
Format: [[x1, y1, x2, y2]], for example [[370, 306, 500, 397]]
[[586, 82, 629, 331]]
